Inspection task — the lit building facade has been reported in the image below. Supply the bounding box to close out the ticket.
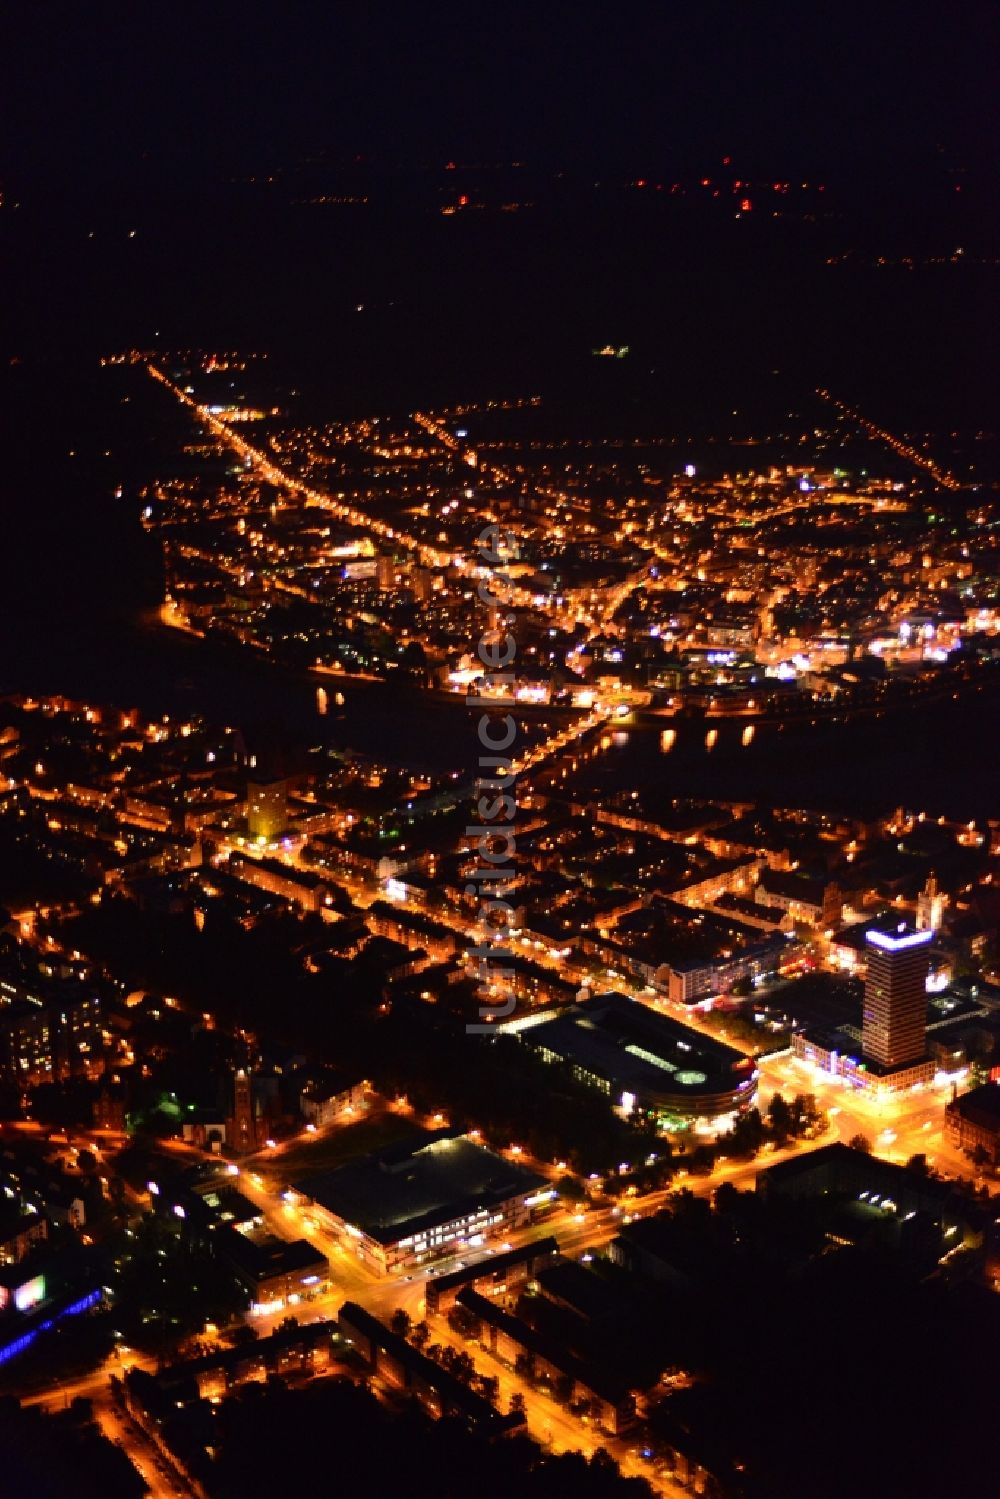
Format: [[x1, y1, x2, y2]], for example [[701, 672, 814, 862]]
[[862, 926, 932, 1069], [516, 992, 758, 1128], [295, 1132, 552, 1276], [246, 777, 288, 839], [916, 873, 946, 932], [791, 924, 936, 1096], [944, 1083, 1000, 1166]]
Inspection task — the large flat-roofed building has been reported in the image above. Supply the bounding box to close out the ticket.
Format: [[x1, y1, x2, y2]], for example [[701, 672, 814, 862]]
[[944, 1082, 1000, 1166], [425, 1236, 560, 1313], [514, 991, 757, 1127], [791, 923, 936, 1096], [295, 1129, 553, 1276], [226, 851, 333, 913], [791, 1028, 936, 1096], [663, 933, 792, 1005], [863, 924, 932, 1069], [217, 1226, 329, 1313], [756, 1143, 983, 1250]]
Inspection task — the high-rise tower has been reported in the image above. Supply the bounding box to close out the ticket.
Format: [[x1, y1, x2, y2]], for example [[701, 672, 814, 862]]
[[246, 775, 287, 840], [862, 925, 932, 1070]]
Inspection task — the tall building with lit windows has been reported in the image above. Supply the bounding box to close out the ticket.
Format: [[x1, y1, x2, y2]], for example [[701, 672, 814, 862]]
[[862, 925, 932, 1069], [246, 775, 287, 839], [376, 552, 395, 591]]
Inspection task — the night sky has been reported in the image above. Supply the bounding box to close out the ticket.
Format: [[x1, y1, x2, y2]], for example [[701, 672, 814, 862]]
[[5, 1, 997, 189]]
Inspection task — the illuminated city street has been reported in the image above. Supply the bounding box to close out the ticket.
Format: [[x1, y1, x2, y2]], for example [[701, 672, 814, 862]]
[[2, 6, 998, 1496]]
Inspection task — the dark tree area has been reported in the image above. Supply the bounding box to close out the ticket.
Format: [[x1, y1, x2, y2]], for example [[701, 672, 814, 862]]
[[54, 897, 323, 1045], [0, 1312, 116, 1395], [675, 1259, 1000, 1498], [716, 1092, 824, 1161], [50, 882, 845, 1195], [633, 1187, 1000, 1499], [0, 1397, 144, 1498], [111, 1217, 248, 1351], [53, 894, 836, 1179], [205, 1376, 652, 1499]]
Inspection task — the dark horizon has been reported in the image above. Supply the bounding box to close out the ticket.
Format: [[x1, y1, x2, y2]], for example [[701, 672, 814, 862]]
[[4, 2, 998, 188]]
